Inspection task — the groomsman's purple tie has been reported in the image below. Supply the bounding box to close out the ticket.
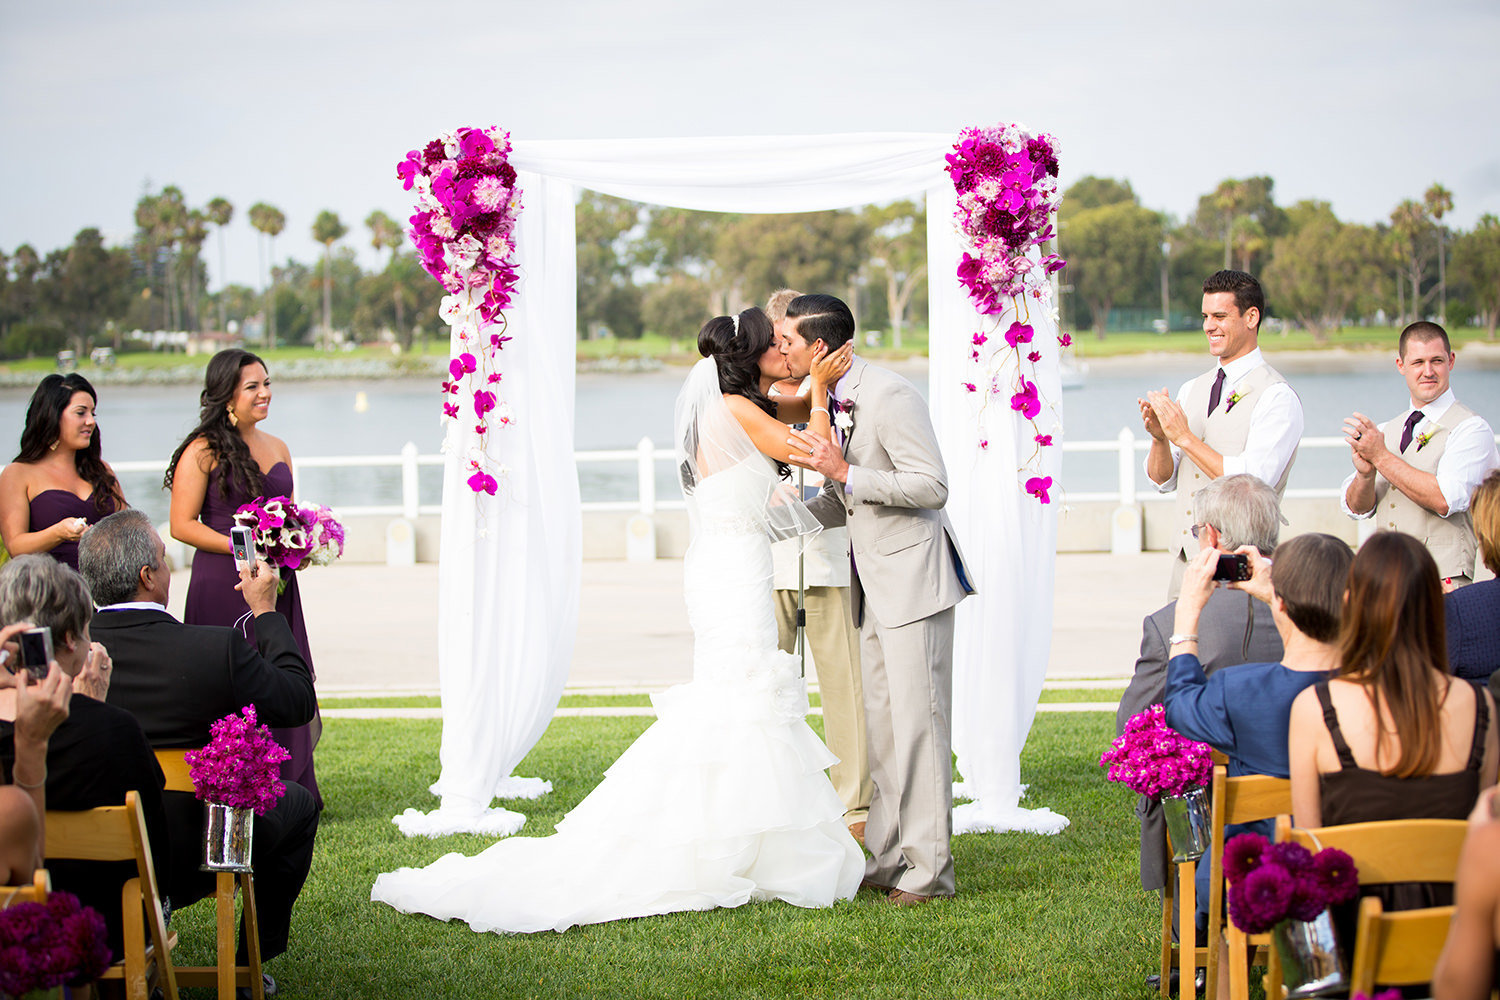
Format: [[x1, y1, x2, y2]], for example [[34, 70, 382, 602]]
[[1399, 410, 1425, 452], [1206, 368, 1227, 415]]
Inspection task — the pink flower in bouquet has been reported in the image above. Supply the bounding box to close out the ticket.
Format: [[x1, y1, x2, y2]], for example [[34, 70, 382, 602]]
[[1100, 705, 1214, 798], [184, 705, 289, 815], [0, 891, 111, 997], [1225, 832, 1363, 934]]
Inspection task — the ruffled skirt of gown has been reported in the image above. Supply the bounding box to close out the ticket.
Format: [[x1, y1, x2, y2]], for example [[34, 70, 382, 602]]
[[371, 523, 863, 933]]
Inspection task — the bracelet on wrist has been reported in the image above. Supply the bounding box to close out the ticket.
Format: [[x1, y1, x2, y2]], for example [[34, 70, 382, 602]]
[[1168, 633, 1198, 645], [13, 771, 46, 790], [810, 406, 830, 416]]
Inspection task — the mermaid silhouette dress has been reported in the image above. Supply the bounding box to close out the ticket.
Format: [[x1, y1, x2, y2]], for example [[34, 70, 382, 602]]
[[183, 462, 322, 807], [28, 488, 113, 571]]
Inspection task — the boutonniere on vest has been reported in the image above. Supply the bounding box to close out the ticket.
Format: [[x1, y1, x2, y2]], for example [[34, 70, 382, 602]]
[[832, 398, 854, 433], [1224, 388, 1247, 413], [1416, 424, 1439, 451]]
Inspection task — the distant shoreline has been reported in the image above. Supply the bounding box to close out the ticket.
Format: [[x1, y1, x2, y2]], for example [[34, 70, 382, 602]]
[[2, 339, 1497, 392]]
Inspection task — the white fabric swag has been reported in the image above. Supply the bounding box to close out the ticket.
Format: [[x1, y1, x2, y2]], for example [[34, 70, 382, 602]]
[[396, 132, 1064, 837]]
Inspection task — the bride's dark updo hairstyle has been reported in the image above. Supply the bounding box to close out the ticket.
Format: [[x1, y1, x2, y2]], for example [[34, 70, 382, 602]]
[[163, 348, 271, 501], [683, 307, 789, 484]]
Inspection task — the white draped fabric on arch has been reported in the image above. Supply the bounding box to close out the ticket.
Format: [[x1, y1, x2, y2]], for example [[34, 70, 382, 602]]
[[394, 132, 1067, 837]]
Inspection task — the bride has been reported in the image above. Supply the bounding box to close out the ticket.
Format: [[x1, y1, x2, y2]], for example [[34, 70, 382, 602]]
[[372, 306, 862, 933]]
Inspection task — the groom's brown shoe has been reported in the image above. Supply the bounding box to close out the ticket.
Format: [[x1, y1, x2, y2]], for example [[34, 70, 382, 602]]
[[859, 877, 895, 894], [887, 889, 942, 906], [848, 822, 866, 847]]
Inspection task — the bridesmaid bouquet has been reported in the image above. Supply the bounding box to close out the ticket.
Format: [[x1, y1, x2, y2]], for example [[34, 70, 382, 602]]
[[1223, 832, 1359, 935], [1099, 705, 1214, 798], [233, 495, 346, 583]]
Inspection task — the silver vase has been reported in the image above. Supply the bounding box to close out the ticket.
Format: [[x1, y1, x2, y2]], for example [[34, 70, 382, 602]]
[[203, 802, 255, 872], [1161, 784, 1211, 862], [1273, 910, 1347, 998]]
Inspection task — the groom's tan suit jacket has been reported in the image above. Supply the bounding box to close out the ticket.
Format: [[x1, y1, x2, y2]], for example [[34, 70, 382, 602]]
[[808, 357, 973, 626]]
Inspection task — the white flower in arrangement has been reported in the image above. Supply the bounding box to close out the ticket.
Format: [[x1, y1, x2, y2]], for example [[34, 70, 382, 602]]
[[280, 527, 308, 551], [834, 411, 854, 433], [494, 402, 514, 425], [429, 214, 455, 239], [439, 295, 474, 327]]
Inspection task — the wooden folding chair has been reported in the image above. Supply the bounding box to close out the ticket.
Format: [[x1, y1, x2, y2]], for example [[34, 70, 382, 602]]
[[155, 748, 266, 1000], [1160, 751, 1231, 1000], [0, 867, 50, 906], [1276, 816, 1468, 997], [44, 792, 179, 1000], [1205, 767, 1291, 1000]]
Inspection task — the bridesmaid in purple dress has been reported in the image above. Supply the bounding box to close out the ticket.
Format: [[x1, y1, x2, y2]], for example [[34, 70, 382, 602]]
[[0, 374, 125, 570], [165, 349, 322, 808]]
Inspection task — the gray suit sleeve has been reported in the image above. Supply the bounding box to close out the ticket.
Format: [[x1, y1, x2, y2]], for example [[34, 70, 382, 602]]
[[848, 381, 948, 510], [1117, 611, 1169, 736]]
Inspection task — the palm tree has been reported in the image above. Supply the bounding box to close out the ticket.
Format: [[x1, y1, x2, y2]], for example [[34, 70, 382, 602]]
[[312, 210, 348, 350], [249, 202, 285, 348], [1425, 183, 1454, 326], [180, 210, 209, 331], [365, 209, 408, 348], [205, 197, 233, 332]]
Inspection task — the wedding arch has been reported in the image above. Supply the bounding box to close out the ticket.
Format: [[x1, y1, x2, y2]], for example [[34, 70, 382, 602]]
[[394, 132, 1068, 838]]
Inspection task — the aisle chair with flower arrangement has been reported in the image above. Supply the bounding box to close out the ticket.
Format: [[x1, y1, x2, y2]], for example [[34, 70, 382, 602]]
[[1276, 816, 1467, 997], [44, 791, 180, 1000], [1202, 765, 1290, 1000], [1100, 707, 1217, 1000], [1, 867, 50, 906], [156, 748, 266, 1000]]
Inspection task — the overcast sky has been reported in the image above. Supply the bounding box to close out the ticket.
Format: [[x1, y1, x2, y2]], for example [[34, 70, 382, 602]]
[[3, 0, 1497, 293]]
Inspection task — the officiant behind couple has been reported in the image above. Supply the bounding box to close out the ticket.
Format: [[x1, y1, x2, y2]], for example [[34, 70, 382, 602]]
[[372, 293, 970, 934]]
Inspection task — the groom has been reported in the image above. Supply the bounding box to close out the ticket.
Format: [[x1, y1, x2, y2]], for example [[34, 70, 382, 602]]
[[784, 294, 974, 904]]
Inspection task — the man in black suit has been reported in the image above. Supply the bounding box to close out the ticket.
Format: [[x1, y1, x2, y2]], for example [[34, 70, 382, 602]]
[[1117, 475, 1285, 897], [79, 509, 317, 982]]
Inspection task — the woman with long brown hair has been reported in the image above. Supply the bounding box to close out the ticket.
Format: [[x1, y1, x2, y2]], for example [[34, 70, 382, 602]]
[[0, 374, 126, 570], [166, 349, 322, 807]]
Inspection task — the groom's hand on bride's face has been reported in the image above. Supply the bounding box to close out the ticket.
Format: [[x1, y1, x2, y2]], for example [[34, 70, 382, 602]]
[[788, 428, 849, 483]]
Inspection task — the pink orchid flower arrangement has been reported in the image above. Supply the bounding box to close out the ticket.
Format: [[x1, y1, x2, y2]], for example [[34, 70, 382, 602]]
[[1224, 832, 1360, 935], [948, 122, 1069, 505], [1099, 704, 1214, 799], [184, 705, 290, 815], [0, 891, 112, 997], [397, 125, 522, 497], [233, 495, 345, 590]]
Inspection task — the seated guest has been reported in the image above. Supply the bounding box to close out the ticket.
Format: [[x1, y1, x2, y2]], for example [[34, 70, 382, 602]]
[[1289, 531, 1500, 943], [79, 509, 317, 980], [1433, 785, 1500, 999], [0, 621, 71, 885], [1450, 469, 1500, 683], [1164, 532, 1351, 986], [1118, 474, 1285, 899], [0, 556, 169, 962]]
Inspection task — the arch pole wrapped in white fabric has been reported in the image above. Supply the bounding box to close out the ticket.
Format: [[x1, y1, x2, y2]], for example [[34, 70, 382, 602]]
[[394, 172, 582, 837], [929, 181, 1069, 836]]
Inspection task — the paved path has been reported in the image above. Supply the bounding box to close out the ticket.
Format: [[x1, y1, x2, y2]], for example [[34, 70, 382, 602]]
[[166, 551, 1160, 703]]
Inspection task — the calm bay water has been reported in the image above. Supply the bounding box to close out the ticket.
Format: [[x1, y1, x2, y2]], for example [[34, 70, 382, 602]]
[[3, 359, 1496, 524]]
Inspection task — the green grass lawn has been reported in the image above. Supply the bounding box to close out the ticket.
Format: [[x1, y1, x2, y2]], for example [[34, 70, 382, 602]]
[[167, 712, 1168, 1000]]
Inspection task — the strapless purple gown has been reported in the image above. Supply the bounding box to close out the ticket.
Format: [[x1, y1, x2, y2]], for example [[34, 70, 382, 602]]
[[29, 489, 112, 571], [183, 462, 322, 808]]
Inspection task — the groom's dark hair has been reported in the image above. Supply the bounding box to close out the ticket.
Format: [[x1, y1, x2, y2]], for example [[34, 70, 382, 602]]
[[785, 294, 854, 349]]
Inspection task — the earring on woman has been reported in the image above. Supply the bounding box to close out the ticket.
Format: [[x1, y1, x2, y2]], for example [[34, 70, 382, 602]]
[[48, 440, 58, 451], [227, 407, 239, 428]]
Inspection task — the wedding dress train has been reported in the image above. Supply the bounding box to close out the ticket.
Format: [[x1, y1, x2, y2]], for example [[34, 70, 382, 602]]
[[371, 361, 862, 933]]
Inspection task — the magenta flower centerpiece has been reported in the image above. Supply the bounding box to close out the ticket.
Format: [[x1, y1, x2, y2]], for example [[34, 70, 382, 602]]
[[947, 122, 1068, 504], [397, 125, 522, 501], [1225, 833, 1360, 998], [0, 891, 112, 998], [184, 705, 290, 872], [1100, 705, 1215, 860], [233, 495, 346, 593]]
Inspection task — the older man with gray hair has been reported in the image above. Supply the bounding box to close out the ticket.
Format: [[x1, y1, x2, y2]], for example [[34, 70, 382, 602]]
[[1117, 475, 1286, 973]]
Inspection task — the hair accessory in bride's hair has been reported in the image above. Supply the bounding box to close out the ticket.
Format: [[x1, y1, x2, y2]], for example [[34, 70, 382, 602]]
[[730, 312, 740, 336]]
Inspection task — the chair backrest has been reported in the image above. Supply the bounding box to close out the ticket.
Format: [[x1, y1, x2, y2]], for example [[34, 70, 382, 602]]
[[44, 791, 179, 1000], [0, 868, 50, 907], [154, 749, 194, 795], [1275, 817, 1468, 884], [1209, 766, 1294, 1000], [1349, 897, 1456, 992]]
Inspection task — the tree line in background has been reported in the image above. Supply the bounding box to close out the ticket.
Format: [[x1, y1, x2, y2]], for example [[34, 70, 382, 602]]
[[1, 176, 1498, 363]]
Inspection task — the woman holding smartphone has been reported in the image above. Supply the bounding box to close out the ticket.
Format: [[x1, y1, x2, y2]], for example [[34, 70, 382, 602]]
[[165, 349, 322, 808]]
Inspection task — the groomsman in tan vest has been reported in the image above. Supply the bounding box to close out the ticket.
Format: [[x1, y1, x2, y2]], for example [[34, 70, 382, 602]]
[[764, 289, 872, 843], [1342, 321, 1500, 586], [1140, 270, 1304, 597]]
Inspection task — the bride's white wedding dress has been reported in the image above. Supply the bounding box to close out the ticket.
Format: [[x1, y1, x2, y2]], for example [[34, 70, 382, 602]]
[[371, 359, 863, 933]]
